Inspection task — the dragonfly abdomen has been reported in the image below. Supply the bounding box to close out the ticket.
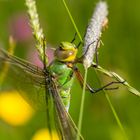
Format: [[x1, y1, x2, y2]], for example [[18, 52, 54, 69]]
[[49, 60, 74, 111]]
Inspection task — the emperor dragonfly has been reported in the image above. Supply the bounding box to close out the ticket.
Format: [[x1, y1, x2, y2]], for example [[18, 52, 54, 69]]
[[0, 41, 81, 140], [1, 0, 139, 140], [0, 37, 124, 140]]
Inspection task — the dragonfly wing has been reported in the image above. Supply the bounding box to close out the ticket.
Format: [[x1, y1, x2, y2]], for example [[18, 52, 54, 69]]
[[0, 48, 47, 110], [0, 48, 83, 139], [0, 48, 44, 76], [45, 71, 83, 140]]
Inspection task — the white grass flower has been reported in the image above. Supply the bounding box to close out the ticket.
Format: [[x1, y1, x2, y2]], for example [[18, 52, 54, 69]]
[[83, 1, 108, 68]]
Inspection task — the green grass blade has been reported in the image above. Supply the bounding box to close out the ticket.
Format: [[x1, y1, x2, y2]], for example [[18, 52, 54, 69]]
[[76, 69, 87, 140], [105, 93, 128, 140], [62, 0, 83, 42]]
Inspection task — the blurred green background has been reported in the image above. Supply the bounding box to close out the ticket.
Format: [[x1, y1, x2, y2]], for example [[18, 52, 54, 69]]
[[0, 0, 140, 140]]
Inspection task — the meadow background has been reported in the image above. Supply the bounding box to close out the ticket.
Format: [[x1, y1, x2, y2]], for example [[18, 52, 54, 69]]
[[0, 0, 140, 140]]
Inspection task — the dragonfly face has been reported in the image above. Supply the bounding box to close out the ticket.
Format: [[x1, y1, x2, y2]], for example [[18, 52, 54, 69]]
[[54, 41, 78, 62]]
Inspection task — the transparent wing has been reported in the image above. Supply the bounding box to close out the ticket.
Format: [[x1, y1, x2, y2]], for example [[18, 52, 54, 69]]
[[0, 48, 83, 139], [45, 71, 83, 140], [0, 48, 46, 110], [0, 48, 44, 76]]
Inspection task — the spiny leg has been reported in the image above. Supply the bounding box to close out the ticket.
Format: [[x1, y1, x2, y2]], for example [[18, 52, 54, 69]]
[[75, 39, 100, 64], [73, 66, 125, 94], [94, 39, 105, 67], [73, 66, 93, 91], [76, 41, 82, 49], [70, 32, 83, 49], [94, 39, 100, 66], [85, 38, 100, 67], [91, 81, 125, 94], [71, 32, 77, 43]]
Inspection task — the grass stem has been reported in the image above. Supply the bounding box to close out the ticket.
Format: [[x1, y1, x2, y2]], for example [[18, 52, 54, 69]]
[[62, 0, 83, 42], [76, 69, 87, 140], [105, 93, 128, 140]]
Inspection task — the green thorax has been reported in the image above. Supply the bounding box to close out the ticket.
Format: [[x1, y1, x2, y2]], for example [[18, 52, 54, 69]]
[[48, 60, 74, 111]]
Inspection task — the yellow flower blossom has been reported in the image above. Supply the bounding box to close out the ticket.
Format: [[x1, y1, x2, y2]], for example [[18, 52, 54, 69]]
[[0, 90, 34, 126], [32, 128, 59, 140]]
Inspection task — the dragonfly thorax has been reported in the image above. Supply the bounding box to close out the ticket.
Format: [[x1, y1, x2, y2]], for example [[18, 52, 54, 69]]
[[48, 41, 77, 111], [54, 41, 77, 62]]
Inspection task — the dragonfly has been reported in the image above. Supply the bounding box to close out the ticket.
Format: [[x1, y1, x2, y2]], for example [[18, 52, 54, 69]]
[[0, 36, 124, 140], [0, 0, 139, 139]]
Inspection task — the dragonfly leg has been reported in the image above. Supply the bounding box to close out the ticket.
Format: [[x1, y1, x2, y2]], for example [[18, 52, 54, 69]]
[[73, 66, 125, 94], [77, 41, 84, 49], [70, 32, 83, 49], [94, 39, 100, 66], [71, 32, 77, 43], [90, 81, 125, 94], [75, 39, 100, 65]]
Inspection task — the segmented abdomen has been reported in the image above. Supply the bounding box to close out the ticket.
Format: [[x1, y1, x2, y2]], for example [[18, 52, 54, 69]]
[[49, 60, 74, 111]]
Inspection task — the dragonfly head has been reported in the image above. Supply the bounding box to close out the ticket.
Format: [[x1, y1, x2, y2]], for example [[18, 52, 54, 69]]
[[55, 42, 78, 62]]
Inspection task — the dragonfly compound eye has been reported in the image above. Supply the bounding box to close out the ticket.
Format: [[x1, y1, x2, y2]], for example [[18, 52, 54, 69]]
[[55, 42, 78, 62]]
